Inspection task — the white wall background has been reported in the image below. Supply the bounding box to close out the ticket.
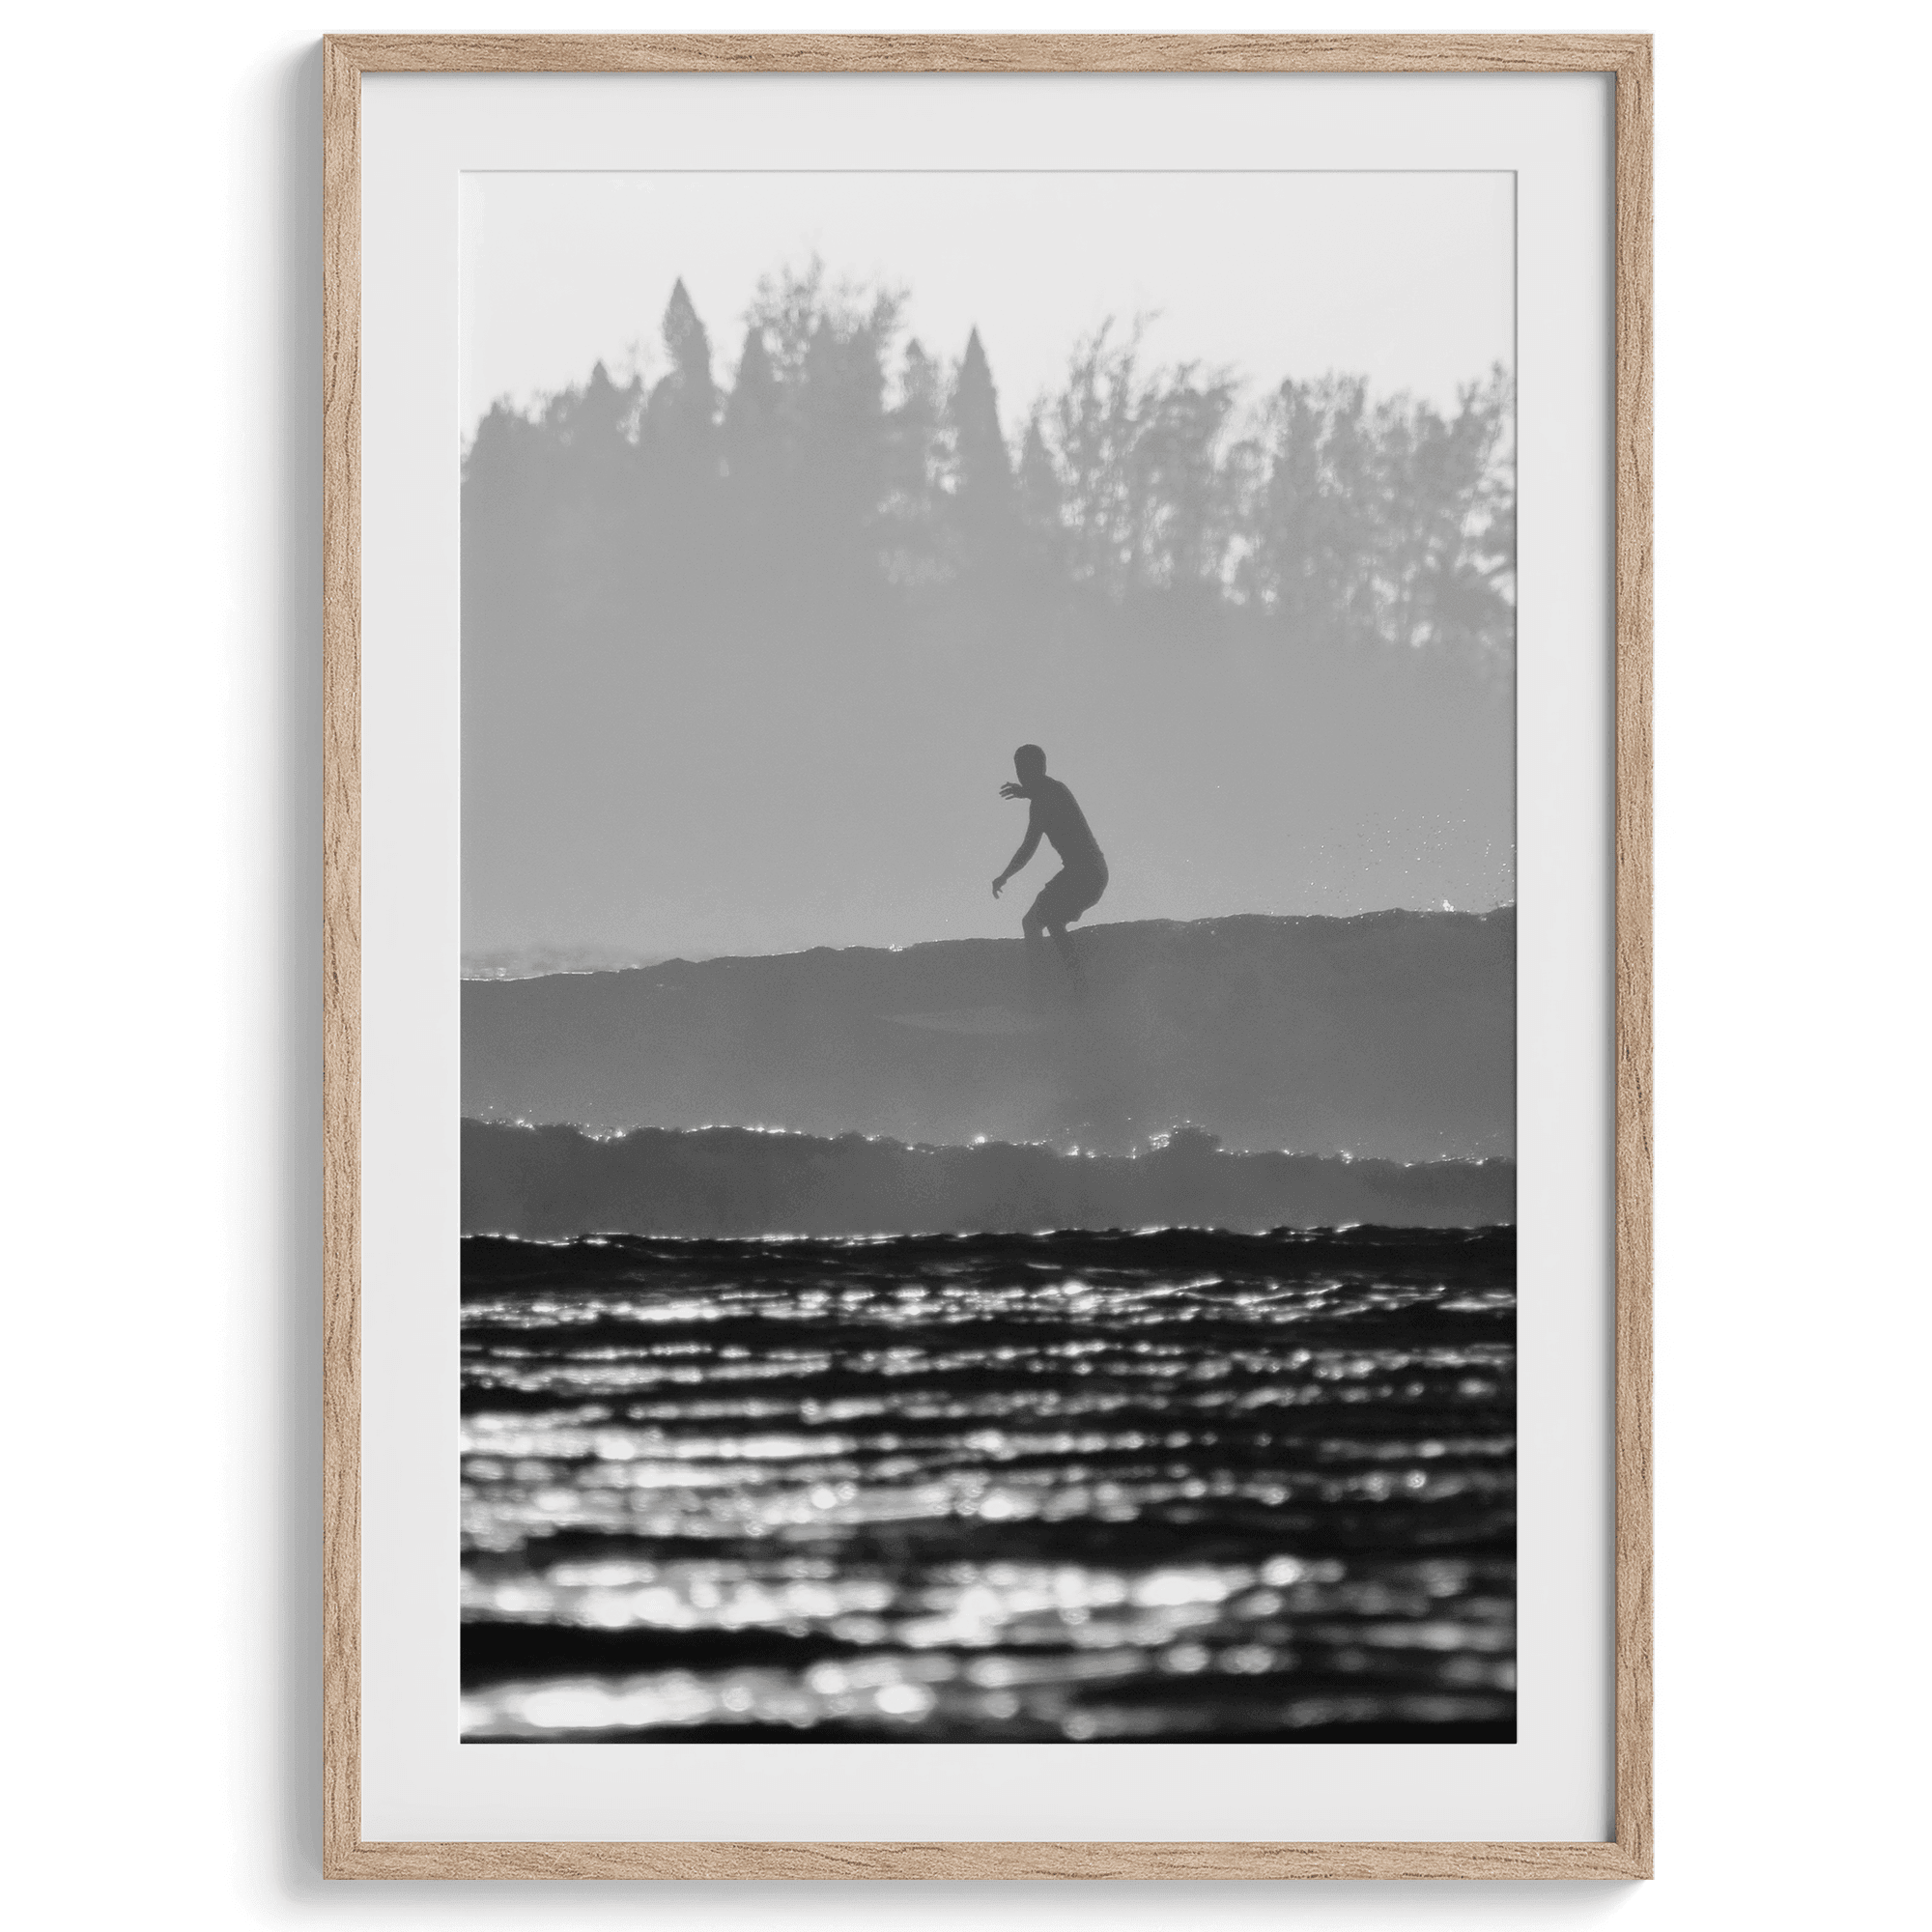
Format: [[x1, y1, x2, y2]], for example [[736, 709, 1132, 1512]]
[[3, 1, 1925, 1924]]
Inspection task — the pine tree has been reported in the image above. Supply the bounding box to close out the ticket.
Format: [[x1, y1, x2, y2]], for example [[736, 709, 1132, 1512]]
[[892, 340, 944, 496], [663, 281, 716, 408], [542, 359, 639, 570], [715, 325, 786, 590], [1016, 413, 1065, 576], [880, 338, 946, 585], [797, 313, 891, 563], [951, 328, 1012, 516], [570, 361, 636, 473], [646, 278, 719, 481], [948, 328, 1017, 581], [723, 326, 783, 498]]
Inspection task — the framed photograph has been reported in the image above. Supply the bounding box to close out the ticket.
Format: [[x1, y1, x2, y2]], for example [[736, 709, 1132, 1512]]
[[323, 33, 1651, 1879]]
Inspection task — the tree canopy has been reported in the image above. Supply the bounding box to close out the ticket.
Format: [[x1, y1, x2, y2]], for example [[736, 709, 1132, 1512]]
[[464, 264, 1515, 665]]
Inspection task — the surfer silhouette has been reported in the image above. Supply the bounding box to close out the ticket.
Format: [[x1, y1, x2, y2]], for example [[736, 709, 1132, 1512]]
[[992, 744, 1108, 999]]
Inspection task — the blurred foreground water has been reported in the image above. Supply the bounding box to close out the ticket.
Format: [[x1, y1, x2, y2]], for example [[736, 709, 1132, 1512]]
[[461, 1226, 1515, 1744]]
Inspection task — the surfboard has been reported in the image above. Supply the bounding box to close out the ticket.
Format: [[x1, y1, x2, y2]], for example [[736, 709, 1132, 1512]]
[[884, 1005, 1047, 1037]]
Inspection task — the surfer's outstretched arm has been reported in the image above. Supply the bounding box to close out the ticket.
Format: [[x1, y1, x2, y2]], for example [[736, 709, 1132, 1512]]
[[992, 826, 1041, 898]]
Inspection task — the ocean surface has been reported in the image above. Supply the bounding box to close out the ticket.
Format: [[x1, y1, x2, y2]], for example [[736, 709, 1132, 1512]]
[[461, 1225, 1516, 1744]]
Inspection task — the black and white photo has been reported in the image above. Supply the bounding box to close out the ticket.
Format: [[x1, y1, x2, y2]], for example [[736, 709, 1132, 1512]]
[[457, 168, 1519, 1746]]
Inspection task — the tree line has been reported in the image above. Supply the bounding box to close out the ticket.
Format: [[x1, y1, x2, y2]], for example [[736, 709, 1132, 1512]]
[[463, 261, 1514, 666]]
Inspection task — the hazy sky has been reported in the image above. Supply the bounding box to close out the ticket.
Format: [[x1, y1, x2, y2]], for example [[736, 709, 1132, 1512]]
[[462, 171, 1513, 440]]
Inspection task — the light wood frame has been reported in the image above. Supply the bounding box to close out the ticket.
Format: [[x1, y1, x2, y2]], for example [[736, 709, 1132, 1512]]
[[322, 31, 1652, 1883]]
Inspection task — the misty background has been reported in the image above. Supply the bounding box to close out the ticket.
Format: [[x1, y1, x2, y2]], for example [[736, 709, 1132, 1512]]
[[462, 173, 1515, 970]]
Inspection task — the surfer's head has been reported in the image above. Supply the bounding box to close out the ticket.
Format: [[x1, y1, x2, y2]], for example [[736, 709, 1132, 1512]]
[[1013, 744, 1047, 785]]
